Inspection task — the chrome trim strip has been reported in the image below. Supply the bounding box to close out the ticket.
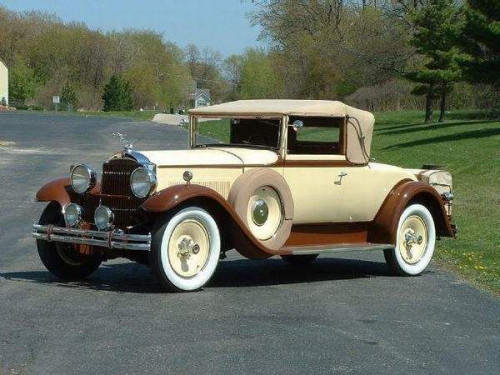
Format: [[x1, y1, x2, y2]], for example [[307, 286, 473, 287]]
[[32, 224, 151, 251], [290, 243, 394, 255]]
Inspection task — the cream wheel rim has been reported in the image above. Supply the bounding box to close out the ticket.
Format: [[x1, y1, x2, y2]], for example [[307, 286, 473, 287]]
[[167, 219, 210, 278], [398, 215, 428, 264], [246, 186, 283, 240]]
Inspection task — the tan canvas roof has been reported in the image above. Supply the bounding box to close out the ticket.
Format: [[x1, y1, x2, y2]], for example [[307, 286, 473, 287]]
[[191, 99, 358, 117], [190, 100, 374, 165]]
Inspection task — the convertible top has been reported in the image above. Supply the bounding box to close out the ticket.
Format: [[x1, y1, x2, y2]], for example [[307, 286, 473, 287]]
[[190, 100, 374, 164]]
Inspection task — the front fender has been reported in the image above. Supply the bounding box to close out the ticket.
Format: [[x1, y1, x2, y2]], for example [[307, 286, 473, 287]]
[[36, 177, 72, 207], [370, 180, 455, 244], [36, 177, 101, 207], [140, 184, 290, 258]]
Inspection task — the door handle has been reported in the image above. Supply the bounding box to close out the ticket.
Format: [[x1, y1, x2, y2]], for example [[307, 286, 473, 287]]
[[335, 171, 348, 185]]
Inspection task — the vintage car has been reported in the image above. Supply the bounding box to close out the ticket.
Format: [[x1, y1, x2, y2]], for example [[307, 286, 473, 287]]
[[32, 100, 456, 291]]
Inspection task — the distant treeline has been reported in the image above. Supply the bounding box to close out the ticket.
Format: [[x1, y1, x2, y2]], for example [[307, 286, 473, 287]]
[[0, 1, 498, 119]]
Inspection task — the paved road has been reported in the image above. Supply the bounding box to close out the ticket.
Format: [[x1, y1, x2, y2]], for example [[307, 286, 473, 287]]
[[0, 112, 498, 375]]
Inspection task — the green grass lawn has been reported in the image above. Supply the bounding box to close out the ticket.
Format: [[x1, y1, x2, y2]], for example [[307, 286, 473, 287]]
[[197, 110, 500, 293]]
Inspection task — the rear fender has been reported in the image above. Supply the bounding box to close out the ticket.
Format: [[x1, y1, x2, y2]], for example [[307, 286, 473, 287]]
[[141, 184, 287, 258], [370, 180, 455, 244]]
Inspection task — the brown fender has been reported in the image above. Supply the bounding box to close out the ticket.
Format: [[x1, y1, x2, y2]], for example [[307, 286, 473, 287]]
[[36, 177, 101, 207], [369, 180, 455, 244], [36, 178, 72, 207], [140, 184, 291, 258]]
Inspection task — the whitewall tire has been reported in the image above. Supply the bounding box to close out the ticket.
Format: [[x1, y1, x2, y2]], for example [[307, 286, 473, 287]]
[[151, 207, 221, 292], [384, 204, 436, 276]]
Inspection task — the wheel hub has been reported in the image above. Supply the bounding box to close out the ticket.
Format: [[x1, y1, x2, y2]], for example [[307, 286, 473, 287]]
[[177, 236, 200, 258], [398, 215, 428, 264], [168, 219, 210, 278], [252, 199, 269, 226]]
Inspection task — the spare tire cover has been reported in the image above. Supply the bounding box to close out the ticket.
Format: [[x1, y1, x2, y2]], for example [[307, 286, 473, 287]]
[[228, 168, 293, 250]]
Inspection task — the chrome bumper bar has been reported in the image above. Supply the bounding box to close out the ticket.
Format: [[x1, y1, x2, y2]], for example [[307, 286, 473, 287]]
[[32, 224, 151, 251]]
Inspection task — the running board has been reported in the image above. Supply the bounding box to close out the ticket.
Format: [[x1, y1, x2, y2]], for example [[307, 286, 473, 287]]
[[282, 243, 394, 256]]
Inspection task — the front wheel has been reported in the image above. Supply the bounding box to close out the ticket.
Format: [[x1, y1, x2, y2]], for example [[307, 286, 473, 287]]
[[384, 203, 436, 276], [150, 207, 221, 292], [37, 202, 101, 280]]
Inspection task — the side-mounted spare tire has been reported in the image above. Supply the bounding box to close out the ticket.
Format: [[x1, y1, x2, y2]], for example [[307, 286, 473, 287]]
[[228, 168, 294, 253]]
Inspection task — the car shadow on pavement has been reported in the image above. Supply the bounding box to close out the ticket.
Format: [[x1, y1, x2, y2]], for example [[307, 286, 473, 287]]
[[0, 257, 392, 294]]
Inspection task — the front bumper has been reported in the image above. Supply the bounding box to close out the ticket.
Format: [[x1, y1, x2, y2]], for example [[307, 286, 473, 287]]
[[32, 224, 151, 251]]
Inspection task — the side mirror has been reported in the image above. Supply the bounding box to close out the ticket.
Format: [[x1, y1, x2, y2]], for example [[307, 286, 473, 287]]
[[292, 120, 304, 129]]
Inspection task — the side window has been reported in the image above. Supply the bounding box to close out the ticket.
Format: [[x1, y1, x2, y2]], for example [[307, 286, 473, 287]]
[[287, 116, 345, 155]]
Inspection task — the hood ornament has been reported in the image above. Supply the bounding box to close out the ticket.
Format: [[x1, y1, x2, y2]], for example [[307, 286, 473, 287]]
[[113, 132, 134, 151]]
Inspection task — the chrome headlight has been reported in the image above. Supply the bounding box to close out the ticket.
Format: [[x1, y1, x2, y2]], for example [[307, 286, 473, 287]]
[[94, 205, 114, 231], [70, 164, 96, 194], [64, 203, 83, 227], [130, 166, 156, 198]]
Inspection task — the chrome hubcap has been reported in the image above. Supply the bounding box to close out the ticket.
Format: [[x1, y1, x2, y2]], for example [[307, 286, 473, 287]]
[[177, 236, 200, 258], [398, 215, 428, 264], [404, 230, 423, 248], [251, 199, 269, 226]]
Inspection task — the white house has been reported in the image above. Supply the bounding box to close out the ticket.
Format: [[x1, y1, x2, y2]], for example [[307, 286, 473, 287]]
[[0, 59, 8, 106], [189, 88, 211, 108]]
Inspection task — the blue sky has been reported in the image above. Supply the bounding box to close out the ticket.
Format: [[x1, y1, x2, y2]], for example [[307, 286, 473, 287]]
[[1, 0, 263, 55]]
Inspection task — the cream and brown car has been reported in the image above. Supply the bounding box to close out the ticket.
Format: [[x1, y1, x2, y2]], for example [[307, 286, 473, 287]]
[[32, 100, 457, 291]]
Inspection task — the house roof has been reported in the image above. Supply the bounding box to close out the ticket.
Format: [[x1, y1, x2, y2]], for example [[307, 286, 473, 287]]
[[189, 88, 211, 100]]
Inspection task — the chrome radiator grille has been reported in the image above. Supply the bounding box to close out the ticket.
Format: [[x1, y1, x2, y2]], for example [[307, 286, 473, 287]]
[[81, 195, 144, 228], [101, 158, 138, 196], [76, 158, 145, 229]]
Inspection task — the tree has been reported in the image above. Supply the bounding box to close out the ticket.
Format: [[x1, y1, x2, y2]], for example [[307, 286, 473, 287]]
[[185, 44, 228, 103], [458, 0, 500, 84], [239, 48, 282, 99], [61, 82, 78, 110], [8, 61, 38, 105], [102, 75, 134, 111], [250, 1, 412, 100], [405, 0, 462, 123]]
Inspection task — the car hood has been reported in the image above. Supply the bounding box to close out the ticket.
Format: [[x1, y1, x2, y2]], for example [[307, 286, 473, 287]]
[[140, 147, 279, 167]]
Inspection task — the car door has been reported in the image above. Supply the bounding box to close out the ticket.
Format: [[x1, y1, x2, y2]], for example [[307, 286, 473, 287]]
[[283, 116, 364, 224]]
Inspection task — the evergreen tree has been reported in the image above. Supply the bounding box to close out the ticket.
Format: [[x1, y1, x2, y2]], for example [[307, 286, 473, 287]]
[[102, 75, 134, 111], [60, 82, 78, 111], [406, 0, 462, 123], [458, 0, 500, 84]]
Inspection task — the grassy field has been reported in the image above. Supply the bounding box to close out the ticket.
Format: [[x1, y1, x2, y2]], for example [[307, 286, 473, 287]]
[[197, 110, 500, 293]]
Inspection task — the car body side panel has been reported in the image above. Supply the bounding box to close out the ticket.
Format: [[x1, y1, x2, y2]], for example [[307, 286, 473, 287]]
[[283, 160, 417, 224], [36, 177, 72, 207]]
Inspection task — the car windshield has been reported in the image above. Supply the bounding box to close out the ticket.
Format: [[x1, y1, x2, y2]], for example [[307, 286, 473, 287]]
[[192, 116, 281, 150]]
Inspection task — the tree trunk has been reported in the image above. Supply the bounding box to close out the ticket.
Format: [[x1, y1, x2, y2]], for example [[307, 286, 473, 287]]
[[439, 86, 447, 122], [425, 83, 434, 124]]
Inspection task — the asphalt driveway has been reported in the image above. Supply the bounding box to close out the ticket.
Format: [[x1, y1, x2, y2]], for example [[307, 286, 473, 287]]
[[0, 112, 498, 375]]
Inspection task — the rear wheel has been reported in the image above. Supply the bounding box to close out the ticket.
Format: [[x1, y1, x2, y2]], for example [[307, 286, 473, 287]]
[[150, 207, 221, 292], [36, 202, 101, 280], [384, 204, 436, 276]]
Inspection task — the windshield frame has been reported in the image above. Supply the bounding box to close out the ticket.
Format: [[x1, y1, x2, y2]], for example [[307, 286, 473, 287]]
[[189, 115, 285, 153]]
